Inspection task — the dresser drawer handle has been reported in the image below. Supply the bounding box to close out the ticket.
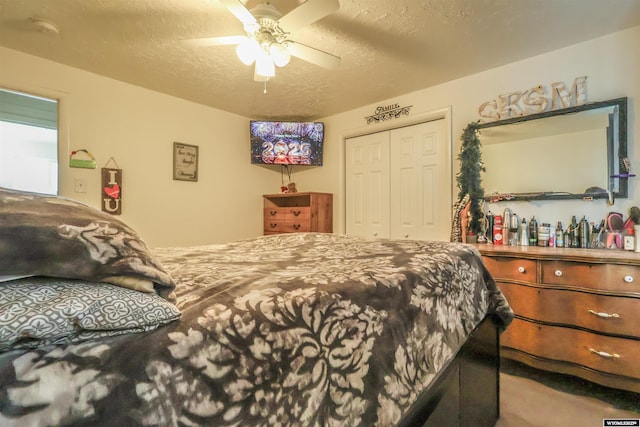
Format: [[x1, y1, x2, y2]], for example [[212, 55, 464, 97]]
[[517, 266, 526, 273], [292, 210, 301, 216], [624, 275, 634, 283], [588, 309, 620, 319], [554, 270, 563, 277], [588, 348, 620, 359], [270, 210, 277, 216], [293, 224, 301, 230], [270, 223, 277, 228]]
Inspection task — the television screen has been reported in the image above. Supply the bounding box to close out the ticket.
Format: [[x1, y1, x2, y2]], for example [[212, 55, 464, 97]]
[[250, 121, 324, 166]]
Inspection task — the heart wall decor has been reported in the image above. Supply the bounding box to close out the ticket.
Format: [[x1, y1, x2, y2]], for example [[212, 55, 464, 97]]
[[101, 167, 122, 215], [104, 183, 120, 199]]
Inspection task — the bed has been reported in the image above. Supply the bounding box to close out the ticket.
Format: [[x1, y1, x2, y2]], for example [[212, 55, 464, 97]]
[[0, 187, 513, 426]]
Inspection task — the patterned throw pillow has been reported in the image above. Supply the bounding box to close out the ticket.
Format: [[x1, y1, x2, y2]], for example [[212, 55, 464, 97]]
[[0, 187, 176, 301], [0, 277, 181, 352]]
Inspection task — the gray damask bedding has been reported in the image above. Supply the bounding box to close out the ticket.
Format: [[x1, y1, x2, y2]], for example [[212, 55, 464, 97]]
[[0, 232, 513, 427], [0, 187, 176, 300]]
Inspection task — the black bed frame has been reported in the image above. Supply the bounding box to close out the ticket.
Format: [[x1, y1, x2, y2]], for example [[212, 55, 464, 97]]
[[398, 315, 501, 427]]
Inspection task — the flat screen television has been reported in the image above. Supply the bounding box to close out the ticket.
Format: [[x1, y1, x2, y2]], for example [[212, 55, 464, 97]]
[[250, 121, 324, 166]]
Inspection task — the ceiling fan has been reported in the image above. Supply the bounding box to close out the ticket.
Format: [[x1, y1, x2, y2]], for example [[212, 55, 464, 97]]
[[183, 0, 341, 82]]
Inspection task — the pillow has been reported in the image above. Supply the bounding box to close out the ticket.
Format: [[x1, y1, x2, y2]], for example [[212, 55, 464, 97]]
[[0, 277, 181, 352], [0, 187, 176, 300]]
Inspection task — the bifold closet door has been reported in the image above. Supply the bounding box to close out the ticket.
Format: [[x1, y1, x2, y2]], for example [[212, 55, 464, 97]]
[[346, 119, 449, 240], [345, 131, 390, 238], [389, 119, 449, 241]]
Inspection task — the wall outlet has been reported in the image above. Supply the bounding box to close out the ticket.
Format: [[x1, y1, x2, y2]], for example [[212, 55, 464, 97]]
[[74, 177, 87, 193]]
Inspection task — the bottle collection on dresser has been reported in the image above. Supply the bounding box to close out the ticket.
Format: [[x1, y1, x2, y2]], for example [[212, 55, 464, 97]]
[[477, 206, 640, 393], [487, 206, 640, 252]]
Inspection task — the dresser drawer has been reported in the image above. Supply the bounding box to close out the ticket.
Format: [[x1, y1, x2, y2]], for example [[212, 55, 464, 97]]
[[264, 207, 311, 221], [264, 219, 311, 233], [502, 318, 640, 380], [541, 261, 640, 293], [482, 256, 536, 283], [499, 283, 640, 337]]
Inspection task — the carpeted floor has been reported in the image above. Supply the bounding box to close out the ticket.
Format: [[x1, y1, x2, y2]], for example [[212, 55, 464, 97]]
[[497, 360, 639, 427]]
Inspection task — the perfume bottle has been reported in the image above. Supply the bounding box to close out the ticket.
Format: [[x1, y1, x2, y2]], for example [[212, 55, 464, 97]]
[[570, 216, 579, 248], [529, 216, 538, 246], [555, 221, 564, 247], [519, 219, 529, 246]]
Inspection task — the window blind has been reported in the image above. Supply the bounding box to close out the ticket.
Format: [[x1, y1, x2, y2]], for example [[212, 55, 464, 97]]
[[0, 89, 57, 130]]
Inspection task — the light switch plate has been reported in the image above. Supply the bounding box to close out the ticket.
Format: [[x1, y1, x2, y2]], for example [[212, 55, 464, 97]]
[[74, 177, 87, 193]]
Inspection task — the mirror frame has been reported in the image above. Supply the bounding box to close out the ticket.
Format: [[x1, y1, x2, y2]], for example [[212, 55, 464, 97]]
[[477, 97, 628, 201]]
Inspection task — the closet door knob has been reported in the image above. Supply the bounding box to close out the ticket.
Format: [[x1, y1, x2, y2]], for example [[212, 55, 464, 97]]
[[404, 234, 409, 238], [518, 266, 526, 273], [555, 270, 563, 277], [624, 275, 634, 283]]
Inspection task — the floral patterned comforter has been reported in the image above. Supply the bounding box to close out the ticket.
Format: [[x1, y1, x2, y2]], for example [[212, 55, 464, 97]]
[[0, 233, 512, 426]]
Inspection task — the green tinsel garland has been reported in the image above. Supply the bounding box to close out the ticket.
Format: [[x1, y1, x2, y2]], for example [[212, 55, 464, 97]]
[[456, 122, 485, 236]]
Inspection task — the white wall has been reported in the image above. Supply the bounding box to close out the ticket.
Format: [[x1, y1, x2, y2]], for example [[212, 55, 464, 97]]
[[0, 46, 284, 247], [2, 26, 639, 246], [308, 26, 639, 236]]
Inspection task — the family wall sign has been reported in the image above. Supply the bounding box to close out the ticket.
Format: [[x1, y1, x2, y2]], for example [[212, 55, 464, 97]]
[[365, 103, 413, 124]]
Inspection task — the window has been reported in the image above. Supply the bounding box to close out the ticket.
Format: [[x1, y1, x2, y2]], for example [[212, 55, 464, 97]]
[[0, 88, 58, 195]]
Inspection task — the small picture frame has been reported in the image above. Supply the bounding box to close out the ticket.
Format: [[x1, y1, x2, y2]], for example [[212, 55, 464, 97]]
[[173, 142, 198, 182]]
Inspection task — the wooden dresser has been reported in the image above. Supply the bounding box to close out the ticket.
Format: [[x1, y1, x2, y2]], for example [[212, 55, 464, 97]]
[[263, 192, 333, 235], [477, 244, 640, 393]]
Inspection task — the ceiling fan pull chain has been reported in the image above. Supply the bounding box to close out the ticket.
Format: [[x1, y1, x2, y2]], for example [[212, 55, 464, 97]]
[[264, 79, 268, 94]]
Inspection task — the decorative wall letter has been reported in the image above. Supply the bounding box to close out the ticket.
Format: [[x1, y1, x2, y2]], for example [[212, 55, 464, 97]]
[[521, 85, 549, 115], [550, 76, 588, 110], [498, 91, 525, 119], [478, 100, 500, 123]]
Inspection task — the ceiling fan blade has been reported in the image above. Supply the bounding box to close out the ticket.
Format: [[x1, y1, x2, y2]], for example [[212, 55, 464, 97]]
[[277, 0, 340, 34], [218, 0, 258, 28], [182, 35, 249, 47], [287, 41, 341, 70]]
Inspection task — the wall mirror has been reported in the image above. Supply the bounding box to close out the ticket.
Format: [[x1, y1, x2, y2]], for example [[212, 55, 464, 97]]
[[478, 97, 628, 201]]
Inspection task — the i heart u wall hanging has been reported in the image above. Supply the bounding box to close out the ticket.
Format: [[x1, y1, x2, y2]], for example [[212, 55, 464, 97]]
[[101, 157, 122, 215]]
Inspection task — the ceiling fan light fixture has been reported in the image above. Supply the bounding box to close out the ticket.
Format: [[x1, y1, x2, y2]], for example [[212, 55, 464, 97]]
[[269, 43, 291, 67], [236, 39, 260, 65], [189, 0, 341, 84], [255, 53, 275, 78]]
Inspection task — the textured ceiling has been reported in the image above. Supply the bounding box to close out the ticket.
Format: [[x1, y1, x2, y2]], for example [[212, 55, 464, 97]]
[[1, 0, 639, 121]]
